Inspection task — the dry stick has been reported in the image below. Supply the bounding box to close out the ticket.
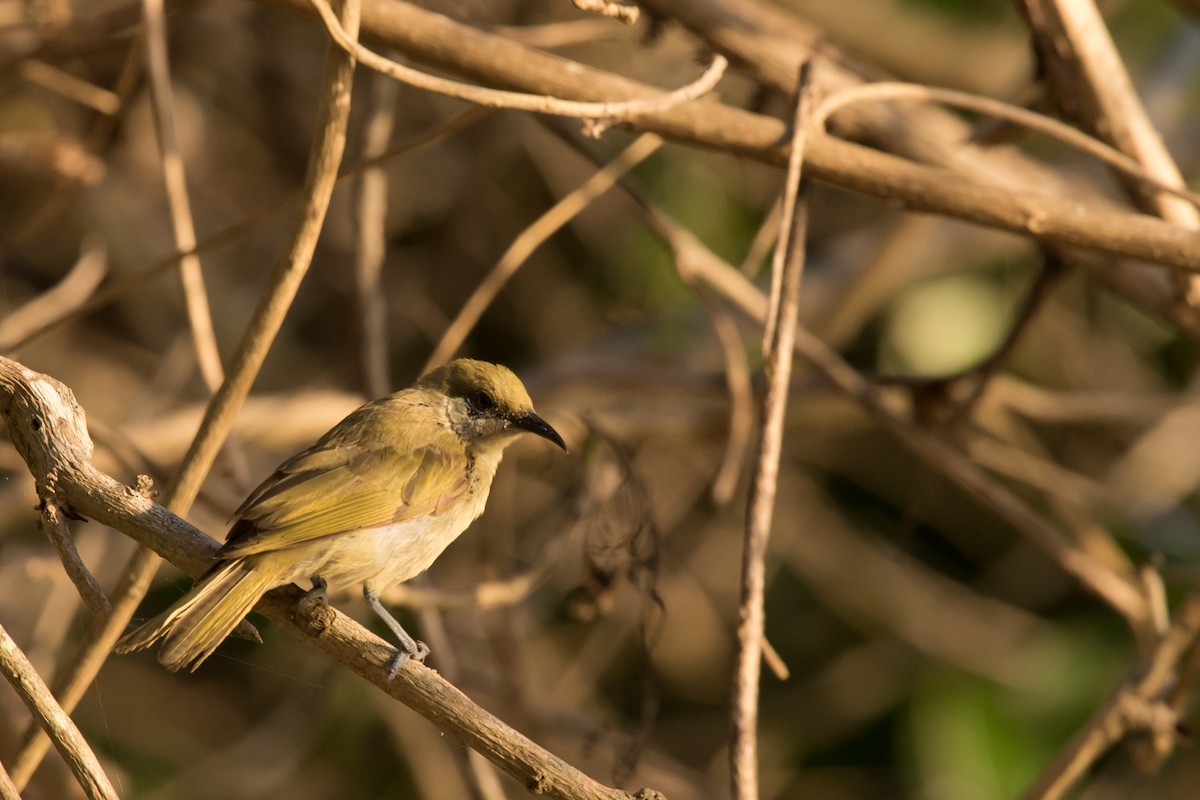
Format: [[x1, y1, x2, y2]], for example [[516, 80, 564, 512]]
[[8, 107, 489, 355], [0, 622, 118, 800], [1024, 0, 1200, 303], [142, 0, 226, 395], [738, 196, 782, 278], [731, 62, 815, 800], [1023, 590, 1200, 800], [699, 291, 754, 508], [423, 132, 663, 372], [17, 59, 123, 115], [0, 237, 107, 353], [40, 500, 111, 617], [308, 0, 726, 122], [0, 762, 18, 800], [572, 0, 639, 26], [8, 0, 364, 788], [814, 82, 1200, 211], [0, 355, 642, 800], [355, 68, 399, 400]]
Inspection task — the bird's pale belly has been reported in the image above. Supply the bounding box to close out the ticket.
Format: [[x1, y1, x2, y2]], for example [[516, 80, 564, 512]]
[[258, 490, 488, 593]]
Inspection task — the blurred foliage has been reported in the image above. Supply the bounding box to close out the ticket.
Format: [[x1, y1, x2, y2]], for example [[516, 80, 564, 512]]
[[3, 0, 1200, 799]]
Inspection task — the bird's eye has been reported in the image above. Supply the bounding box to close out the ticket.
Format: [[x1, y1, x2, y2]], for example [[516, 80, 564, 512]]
[[472, 391, 495, 413]]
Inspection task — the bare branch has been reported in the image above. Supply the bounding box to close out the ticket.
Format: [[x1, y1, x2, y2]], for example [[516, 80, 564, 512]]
[[572, 0, 640, 26], [1019, 0, 1200, 302], [0, 621, 118, 800], [38, 500, 111, 617], [309, 0, 724, 123], [732, 61, 815, 800], [1023, 591, 1200, 800], [141, 0, 226, 395]]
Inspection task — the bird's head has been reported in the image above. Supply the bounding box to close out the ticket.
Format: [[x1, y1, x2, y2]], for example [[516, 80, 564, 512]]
[[418, 359, 567, 452]]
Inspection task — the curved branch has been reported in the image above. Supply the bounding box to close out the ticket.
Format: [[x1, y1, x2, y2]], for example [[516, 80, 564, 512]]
[[0, 622, 117, 800]]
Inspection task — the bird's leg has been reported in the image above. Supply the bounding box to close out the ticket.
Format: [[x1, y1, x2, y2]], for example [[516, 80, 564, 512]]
[[363, 586, 429, 679], [305, 576, 329, 605]]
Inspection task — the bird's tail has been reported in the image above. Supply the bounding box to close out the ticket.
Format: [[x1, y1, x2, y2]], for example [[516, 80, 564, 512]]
[[115, 559, 274, 672]]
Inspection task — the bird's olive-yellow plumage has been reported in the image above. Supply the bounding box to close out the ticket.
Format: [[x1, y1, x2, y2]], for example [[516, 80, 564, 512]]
[[116, 359, 565, 674]]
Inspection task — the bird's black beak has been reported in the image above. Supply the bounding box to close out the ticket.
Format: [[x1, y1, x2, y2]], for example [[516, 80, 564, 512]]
[[514, 412, 567, 452]]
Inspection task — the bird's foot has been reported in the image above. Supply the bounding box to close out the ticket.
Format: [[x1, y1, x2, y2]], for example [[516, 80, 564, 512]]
[[295, 578, 333, 635], [386, 640, 430, 681], [305, 576, 329, 606]]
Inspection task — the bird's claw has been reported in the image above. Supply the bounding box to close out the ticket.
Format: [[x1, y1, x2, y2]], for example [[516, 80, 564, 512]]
[[305, 577, 329, 606], [295, 578, 333, 634], [386, 640, 430, 681]]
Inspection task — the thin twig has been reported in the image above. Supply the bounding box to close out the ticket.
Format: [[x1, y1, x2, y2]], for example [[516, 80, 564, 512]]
[[310, 0, 724, 123], [871, 255, 1066, 428], [39, 500, 111, 617], [699, 291, 754, 507], [1023, 591, 1200, 800], [814, 81, 1200, 210], [355, 67, 399, 399], [8, 0, 365, 786], [423, 132, 664, 372], [0, 237, 107, 353], [760, 637, 790, 682], [142, 0, 226, 394], [17, 59, 122, 115], [738, 195, 782, 278], [0, 761, 19, 800], [1020, 0, 1200, 303], [572, 0, 639, 25], [0, 621, 119, 800], [732, 61, 815, 800]]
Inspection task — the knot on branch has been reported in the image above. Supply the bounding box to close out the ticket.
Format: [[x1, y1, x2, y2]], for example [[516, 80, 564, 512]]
[[133, 474, 157, 500], [293, 593, 335, 637], [526, 767, 550, 794], [632, 788, 668, 800]]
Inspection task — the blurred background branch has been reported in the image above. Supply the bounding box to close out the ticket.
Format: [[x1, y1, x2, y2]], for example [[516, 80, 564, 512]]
[[3, 0, 1200, 798]]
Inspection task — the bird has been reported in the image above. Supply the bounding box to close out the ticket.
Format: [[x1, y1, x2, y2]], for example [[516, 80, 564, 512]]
[[116, 359, 566, 676]]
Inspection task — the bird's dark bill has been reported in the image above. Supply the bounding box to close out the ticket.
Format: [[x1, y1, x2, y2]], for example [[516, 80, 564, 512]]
[[514, 412, 567, 451]]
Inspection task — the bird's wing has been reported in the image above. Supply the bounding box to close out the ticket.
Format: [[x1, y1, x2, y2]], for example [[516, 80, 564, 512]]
[[220, 443, 470, 557]]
